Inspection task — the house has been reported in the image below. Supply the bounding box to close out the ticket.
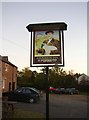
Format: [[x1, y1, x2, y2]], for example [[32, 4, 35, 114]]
[[0, 56, 2, 96], [78, 73, 89, 85], [0, 55, 17, 92]]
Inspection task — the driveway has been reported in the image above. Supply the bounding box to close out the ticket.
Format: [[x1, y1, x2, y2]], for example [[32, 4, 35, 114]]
[[15, 94, 88, 118]]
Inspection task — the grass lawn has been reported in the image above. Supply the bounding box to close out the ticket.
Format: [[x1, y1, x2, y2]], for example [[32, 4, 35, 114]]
[[80, 92, 89, 95], [2, 108, 45, 119]]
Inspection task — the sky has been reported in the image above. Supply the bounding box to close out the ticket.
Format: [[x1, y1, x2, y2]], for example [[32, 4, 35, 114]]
[[0, 1, 88, 75]]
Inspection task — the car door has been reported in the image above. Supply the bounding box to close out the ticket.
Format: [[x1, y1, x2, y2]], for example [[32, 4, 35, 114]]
[[21, 88, 32, 102], [13, 88, 24, 101]]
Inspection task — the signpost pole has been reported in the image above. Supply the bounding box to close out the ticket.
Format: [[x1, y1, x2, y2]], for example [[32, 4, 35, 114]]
[[46, 66, 49, 120], [26, 22, 67, 120]]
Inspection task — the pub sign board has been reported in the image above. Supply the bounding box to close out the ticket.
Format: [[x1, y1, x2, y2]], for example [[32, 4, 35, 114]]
[[26, 22, 67, 67]]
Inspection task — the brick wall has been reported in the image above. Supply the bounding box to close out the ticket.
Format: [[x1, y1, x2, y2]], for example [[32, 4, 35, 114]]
[[2, 57, 17, 92]]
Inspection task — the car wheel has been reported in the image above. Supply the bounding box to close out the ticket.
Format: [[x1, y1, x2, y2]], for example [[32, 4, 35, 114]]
[[29, 98, 34, 103]]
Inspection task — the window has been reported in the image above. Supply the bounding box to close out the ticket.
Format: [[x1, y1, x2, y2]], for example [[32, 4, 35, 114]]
[[3, 80, 5, 89], [16, 88, 23, 93], [5, 63, 8, 71], [22, 88, 31, 94]]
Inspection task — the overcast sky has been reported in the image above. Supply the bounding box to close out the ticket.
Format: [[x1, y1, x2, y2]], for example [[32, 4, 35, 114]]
[[0, 1, 88, 75]]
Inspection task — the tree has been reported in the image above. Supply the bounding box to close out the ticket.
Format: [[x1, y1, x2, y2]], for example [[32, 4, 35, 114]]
[[64, 74, 78, 88], [17, 67, 33, 87], [51, 66, 67, 76], [21, 67, 32, 78], [17, 66, 80, 91], [33, 73, 46, 90]]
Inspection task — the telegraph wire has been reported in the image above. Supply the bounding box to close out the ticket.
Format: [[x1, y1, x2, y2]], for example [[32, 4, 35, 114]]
[[0, 36, 29, 51]]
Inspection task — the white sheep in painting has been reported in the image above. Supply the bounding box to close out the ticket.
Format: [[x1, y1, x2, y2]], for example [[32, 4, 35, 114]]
[[42, 43, 57, 55]]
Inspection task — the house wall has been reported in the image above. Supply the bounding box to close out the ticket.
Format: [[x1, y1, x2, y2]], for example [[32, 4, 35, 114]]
[[2, 61, 17, 92], [0, 56, 2, 97]]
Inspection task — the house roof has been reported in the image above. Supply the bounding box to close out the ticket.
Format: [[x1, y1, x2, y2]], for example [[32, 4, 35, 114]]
[[0, 56, 17, 68]]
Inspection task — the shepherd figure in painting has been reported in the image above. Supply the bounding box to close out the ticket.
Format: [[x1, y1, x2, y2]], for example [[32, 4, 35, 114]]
[[41, 31, 60, 55]]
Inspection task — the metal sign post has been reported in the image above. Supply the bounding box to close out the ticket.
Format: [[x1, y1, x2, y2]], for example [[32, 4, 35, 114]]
[[46, 66, 49, 120]]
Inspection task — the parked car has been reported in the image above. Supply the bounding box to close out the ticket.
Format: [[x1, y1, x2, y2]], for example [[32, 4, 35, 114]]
[[65, 88, 79, 95], [20, 87, 41, 97], [2, 87, 40, 103], [49, 87, 56, 93], [65, 88, 70, 94], [55, 88, 65, 94]]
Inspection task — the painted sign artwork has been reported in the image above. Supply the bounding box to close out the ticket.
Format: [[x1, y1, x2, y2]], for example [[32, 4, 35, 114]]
[[31, 30, 64, 66]]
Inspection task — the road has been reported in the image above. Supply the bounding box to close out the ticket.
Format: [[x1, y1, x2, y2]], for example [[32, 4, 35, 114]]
[[15, 94, 88, 118]]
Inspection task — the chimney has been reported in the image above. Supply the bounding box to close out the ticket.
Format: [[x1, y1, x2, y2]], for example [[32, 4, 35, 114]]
[[2, 56, 8, 61]]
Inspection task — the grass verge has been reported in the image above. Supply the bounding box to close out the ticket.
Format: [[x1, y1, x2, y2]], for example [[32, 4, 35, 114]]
[[2, 108, 45, 119]]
